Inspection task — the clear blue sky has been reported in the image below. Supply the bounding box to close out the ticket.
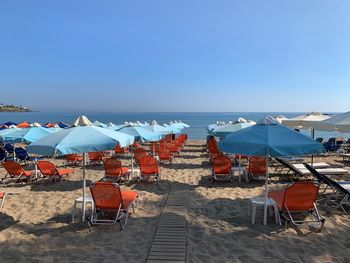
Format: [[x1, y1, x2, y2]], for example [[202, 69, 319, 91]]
[[1, 1, 350, 112]]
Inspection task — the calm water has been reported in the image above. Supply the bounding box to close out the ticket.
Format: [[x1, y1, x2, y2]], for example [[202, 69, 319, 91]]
[[0, 111, 346, 140]]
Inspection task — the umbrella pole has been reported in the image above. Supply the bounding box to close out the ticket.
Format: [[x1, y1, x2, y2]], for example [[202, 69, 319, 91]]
[[311, 129, 315, 165], [82, 152, 87, 222], [263, 155, 269, 225]]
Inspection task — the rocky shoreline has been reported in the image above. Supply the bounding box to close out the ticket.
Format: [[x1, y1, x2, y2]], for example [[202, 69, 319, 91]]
[[0, 104, 32, 112]]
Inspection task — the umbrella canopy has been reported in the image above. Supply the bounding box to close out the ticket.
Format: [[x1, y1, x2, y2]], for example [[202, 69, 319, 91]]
[[219, 116, 324, 225], [72, 115, 92, 127], [212, 119, 256, 138], [27, 126, 134, 156], [144, 121, 173, 135], [91, 120, 107, 128], [30, 122, 42, 127], [118, 126, 162, 142], [282, 112, 329, 129], [220, 117, 324, 157], [4, 122, 17, 126], [273, 115, 288, 124], [57, 122, 70, 128], [136, 121, 147, 127], [170, 120, 190, 129], [311, 111, 350, 132], [106, 124, 125, 130], [164, 124, 182, 134], [17, 121, 30, 128], [0, 126, 61, 144]]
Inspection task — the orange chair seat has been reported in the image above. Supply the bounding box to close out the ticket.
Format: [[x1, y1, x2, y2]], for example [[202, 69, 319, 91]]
[[121, 190, 138, 208], [23, 170, 34, 177], [0, 192, 4, 198], [268, 190, 285, 210], [142, 168, 160, 175], [57, 168, 75, 176]]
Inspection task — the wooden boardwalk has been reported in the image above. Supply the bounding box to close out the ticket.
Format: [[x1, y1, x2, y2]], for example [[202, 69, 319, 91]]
[[146, 186, 189, 263]]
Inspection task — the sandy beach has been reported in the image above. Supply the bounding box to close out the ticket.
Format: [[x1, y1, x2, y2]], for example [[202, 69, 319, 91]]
[[0, 140, 349, 263]]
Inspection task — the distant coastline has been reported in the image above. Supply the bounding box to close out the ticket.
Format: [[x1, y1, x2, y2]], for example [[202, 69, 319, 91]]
[[0, 104, 32, 112]]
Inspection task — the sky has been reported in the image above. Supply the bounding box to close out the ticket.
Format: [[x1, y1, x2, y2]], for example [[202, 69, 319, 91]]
[[0, 0, 350, 112]]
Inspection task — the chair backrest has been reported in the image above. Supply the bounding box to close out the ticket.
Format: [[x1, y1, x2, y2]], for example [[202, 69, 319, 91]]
[[139, 156, 158, 174], [90, 182, 123, 210], [134, 148, 147, 161], [283, 181, 319, 211], [37, 161, 58, 176], [0, 148, 6, 161], [65, 154, 82, 162], [103, 158, 122, 177], [14, 148, 29, 161], [315, 137, 323, 143], [157, 147, 171, 157], [88, 152, 103, 160], [5, 144, 14, 154], [114, 144, 123, 153], [248, 157, 266, 174], [212, 157, 231, 174], [3, 161, 25, 176]]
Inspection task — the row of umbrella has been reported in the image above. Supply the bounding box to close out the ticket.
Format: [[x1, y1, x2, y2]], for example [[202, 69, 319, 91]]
[[209, 111, 350, 140], [1, 117, 189, 221]]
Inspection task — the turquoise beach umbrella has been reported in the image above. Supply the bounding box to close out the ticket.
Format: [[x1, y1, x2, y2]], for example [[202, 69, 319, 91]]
[[91, 121, 107, 128], [219, 116, 324, 225], [118, 126, 162, 142], [164, 124, 182, 134], [27, 126, 134, 156], [168, 121, 189, 130], [0, 127, 61, 144], [145, 121, 173, 135], [212, 121, 255, 138], [27, 126, 134, 221]]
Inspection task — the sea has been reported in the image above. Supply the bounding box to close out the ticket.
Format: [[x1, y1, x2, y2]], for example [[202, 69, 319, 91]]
[[0, 111, 347, 140]]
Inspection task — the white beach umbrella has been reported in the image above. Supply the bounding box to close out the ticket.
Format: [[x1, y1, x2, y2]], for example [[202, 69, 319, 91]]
[[312, 111, 350, 132], [72, 115, 92, 127], [273, 115, 288, 124], [282, 112, 329, 129]]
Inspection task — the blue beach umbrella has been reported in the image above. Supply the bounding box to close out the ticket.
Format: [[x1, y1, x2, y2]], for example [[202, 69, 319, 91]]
[[170, 120, 190, 129], [91, 121, 107, 128], [27, 126, 134, 221], [219, 116, 324, 225], [0, 126, 61, 144], [118, 126, 162, 142], [212, 120, 255, 138], [164, 124, 182, 134], [145, 121, 173, 135]]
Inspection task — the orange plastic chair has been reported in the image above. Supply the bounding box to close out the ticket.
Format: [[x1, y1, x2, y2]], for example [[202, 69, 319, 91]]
[[212, 157, 232, 183], [89, 182, 138, 229], [88, 152, 108, 165], [114, 144, 129, 155], [64, 154, 83, 166], [157, 147, 173, 163], [37, 161, 74, 182], [167, 142, 180, 155], [2, 161, 33, 183], [268, 181, 325, 229], [133, 148, 147, 165], [103, 158, 130, 182], [248, 157, 266, 180], [0, 192, 6, 208], [139, 156, 160, 184]]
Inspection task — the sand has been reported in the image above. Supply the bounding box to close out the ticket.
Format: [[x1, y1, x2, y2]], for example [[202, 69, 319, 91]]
[[0, 140, 349, 263]]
